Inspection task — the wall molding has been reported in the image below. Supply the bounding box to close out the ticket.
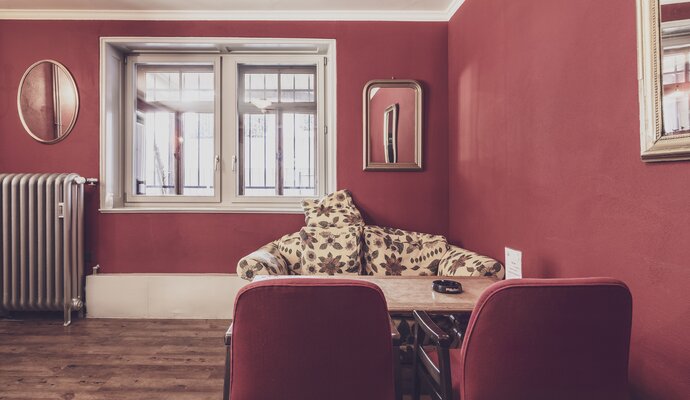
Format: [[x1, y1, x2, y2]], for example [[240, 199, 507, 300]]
[[0, 1, 467, 22], [85, 273, 249, 319]]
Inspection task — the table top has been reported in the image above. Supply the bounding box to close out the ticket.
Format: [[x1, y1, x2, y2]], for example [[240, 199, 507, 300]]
[[252, 275, 498, 313]]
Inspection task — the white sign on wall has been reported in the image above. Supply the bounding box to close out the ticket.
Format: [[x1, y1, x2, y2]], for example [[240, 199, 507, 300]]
[[505, 247, 522, 279]]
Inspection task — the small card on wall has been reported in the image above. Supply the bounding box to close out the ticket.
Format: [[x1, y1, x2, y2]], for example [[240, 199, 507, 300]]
[[504, 247, 522, 279]]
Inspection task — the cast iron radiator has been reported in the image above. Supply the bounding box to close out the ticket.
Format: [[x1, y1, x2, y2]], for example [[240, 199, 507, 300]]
[[0, 173, 86, 326]]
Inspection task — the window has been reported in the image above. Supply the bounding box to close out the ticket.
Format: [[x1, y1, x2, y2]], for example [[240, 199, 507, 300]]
[[127, 56, 220, 202], [238, 66, 317, 197], [101, 38, 336, 212]]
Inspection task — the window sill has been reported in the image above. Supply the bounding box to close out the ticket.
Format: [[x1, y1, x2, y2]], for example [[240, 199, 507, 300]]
[[99, 205, 303, 214]]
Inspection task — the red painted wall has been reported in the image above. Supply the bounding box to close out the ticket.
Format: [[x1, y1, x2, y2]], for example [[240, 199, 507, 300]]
[[662, 3, 690, 22], [447, 1, 690, 399], [369, 87, 416, 163], [0, 20, 449, 273]]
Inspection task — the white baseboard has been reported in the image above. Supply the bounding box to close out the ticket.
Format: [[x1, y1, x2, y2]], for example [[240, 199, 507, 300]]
[[85, 273, 249, 319]]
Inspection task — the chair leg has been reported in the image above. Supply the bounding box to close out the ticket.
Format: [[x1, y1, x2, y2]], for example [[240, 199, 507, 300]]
[[393, 345, 402, 400], [412, 362, 421, 400], [412, 325, 421, 400], [223, 346, 231, 400]]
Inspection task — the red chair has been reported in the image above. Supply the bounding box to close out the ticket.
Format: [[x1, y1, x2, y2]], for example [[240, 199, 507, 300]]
[[413, 278, 633, 400], [224, 278, 397, 400]]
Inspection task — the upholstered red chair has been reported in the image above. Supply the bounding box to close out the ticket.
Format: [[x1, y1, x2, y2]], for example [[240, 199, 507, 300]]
[[224, 278, 397, 400], [413, 278, 633, 400]]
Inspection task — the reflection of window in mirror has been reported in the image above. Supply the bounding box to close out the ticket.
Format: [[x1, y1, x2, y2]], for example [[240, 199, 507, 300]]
[[383, 103, 398, 163], [661, 45, 690, 135], [661, 1, 690, 136]]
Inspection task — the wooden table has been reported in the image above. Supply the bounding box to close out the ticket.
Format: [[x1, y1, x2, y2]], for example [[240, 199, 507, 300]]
[[251, 275, 496, 400], [252, 275, 498, 314]]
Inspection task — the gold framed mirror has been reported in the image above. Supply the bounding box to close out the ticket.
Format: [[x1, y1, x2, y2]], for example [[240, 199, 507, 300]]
[[363, 80, 422, 170], [638, 0, 690, 161], [17, 59, 79, 144]]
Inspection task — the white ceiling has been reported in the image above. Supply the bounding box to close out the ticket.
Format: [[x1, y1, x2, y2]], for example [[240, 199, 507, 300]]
[[0, 0, 465, 21]]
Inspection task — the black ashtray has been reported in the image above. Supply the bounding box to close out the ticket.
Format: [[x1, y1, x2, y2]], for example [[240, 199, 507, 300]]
[[432, 280, 463, 294]]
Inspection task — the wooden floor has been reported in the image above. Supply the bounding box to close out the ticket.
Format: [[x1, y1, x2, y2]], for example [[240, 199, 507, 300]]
[[0, 315, 428, 400], [0, 316, 230, 400]]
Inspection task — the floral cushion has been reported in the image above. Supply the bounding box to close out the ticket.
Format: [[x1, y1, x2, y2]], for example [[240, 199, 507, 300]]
[[301, 189, 364, 228], [277, 232, 303, 275], [299, 226, 363, 275], [236, 241, 289, 280], [438, 245, 505, 279], [362, 226, 449, 276]]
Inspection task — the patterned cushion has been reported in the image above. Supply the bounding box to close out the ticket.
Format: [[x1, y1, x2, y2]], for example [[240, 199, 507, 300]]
[[299, 226, 363, 275], [301, 189, 364, 228], [362, 226, 449, 276], [236, 241, 289, 280], [438, 245, 505, 279], [277, 232, 303, 274]]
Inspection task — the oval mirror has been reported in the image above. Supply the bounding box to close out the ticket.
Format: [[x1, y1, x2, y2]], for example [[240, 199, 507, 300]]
[[17, 60, 79, 144]]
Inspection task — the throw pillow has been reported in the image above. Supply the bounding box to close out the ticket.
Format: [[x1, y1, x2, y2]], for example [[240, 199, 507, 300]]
[[362, 226, 448, 276], [301, 189, 364, 228], [299, 226, 363, 275]]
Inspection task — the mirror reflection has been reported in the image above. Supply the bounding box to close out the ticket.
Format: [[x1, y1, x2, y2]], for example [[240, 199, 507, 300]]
[[18, 60, 79, 144], [363, 80, 422, 170], [660, 1, 690, 136]]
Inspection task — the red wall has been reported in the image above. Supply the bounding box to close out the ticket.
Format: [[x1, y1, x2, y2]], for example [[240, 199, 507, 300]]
[[662, 3, 690, 22], [0, 20, 449, 273], [447, 1, 690, 399]]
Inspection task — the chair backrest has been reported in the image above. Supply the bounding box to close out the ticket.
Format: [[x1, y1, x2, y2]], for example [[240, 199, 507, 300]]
[[230, 278, 395, 400], [458, 278, 632, 400]]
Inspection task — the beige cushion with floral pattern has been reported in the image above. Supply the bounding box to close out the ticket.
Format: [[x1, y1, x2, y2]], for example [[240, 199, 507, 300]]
[[299, 226, 363, 275], [301, 189, 364, 228], [277, 232, 303, 275], [236, 241, 289, 280], [438, 245, 505, 279], [362, 226, 449, 276]]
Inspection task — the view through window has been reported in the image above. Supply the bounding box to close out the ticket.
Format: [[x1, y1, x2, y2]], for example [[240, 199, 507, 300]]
[[238, 65, 317, 197], [133, 63, 216, 196]]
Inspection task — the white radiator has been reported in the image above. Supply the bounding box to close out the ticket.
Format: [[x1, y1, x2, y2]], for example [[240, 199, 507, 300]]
[[0, 173, 86, 326]]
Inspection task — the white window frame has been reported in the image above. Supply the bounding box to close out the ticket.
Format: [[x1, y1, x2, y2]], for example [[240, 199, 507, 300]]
[[99, 37, 337, 213], [124, 54, 222, 204], [222, 54, 326, 207]]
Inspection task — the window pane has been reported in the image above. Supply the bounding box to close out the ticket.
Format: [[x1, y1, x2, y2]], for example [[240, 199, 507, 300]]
[[280, 74, 315, 103], [133, 63, 216, 197], [242, 113, 277, 196], [244, 73, 279, 103], [282, 113, 316, 196], [238, 65, 318, 197]]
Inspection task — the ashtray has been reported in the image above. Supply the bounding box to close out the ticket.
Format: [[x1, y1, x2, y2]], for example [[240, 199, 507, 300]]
[[432, 279, 463, 294]]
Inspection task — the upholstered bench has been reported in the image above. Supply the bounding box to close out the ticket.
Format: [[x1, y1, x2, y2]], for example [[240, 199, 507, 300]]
[[237, 190, 505, 282]]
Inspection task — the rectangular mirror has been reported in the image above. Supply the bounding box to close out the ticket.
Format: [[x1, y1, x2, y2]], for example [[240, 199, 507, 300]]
[[363, 80, 422, 170], [638, 0, 690, 161]]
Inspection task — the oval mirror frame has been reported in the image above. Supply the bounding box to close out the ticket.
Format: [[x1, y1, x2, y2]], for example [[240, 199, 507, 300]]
[[17, 59, 79, 144]]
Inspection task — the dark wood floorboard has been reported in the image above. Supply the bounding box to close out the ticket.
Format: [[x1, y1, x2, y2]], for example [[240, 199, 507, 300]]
[[0, 315, 429, 400], [0, 316, 230, 400]]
